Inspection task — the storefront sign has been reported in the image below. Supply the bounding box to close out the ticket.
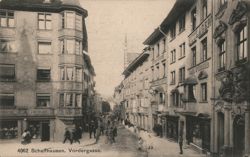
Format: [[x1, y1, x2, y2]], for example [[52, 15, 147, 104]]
[[189, 15, 212, 45]]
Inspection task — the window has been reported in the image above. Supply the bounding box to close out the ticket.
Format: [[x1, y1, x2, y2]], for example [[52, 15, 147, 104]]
[[0, 94, 14, 108], [65, 12, 74, 29], [66, 67, 74, 80], [75, 94, 81, 107], [192, 47, 196, 66], [202, 0, 208, 20], [38, 13, 52, 30], [179, 15, 185, 33], [37, 69, 50, 81], [60, 67, 65, 80], [219, 41, 226, 70], [171, 71, 176, 84], [66, 40, 74, 54], [156, 65, 159, 80], [75, 14, 82, 31], [220, 0, 227, 7], [162, 63, 166, 78], [37, 94, 50, 107], [159, 92, 165, 104], [201, 83, 207, 102], [179, 42, 185, 58], [0, 10, 14, 27], [60, 39, 81, 54], [179, 67, 185, 83], [171, 49, 176, 63], [59, 93, 64, 107], [75, 40, 81, 55], [201, 38, 207, 62], [157, 43, 160, 56], [191, 8, 197, 31], [163, 38, 166, 52], [172, 92, 181, 107], [38, 42, 51, 54], [76, 68, 82, 82], [0, 64, 15, 81], [188, 85, 196, 101], [0, 40, 16, 52], [170, 25, 176, 39], [236, 25, 247, 62], [66, 93, 73, 106]]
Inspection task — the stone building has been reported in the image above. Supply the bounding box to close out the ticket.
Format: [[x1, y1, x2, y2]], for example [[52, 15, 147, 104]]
[[211, 1, 250, 157], [0, 0, 92, 141], [122, 48, 151, 131]]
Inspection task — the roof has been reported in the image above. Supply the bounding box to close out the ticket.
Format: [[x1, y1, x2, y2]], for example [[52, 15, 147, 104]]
[[122, 50, 149, 77], [143, 0, 196, 45], [0, 0, 88, 17]]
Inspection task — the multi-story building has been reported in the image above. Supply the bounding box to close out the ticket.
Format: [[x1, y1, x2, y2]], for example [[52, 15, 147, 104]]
[[0, 0, 91, 141], [122, 48, 151, 130], [211, 1, 250, 157]]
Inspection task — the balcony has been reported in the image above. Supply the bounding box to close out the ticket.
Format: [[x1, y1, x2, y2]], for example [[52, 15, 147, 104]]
[[27, 108, 55, 117], [57, 107, 82, 118], [0, 107, 27, 117]]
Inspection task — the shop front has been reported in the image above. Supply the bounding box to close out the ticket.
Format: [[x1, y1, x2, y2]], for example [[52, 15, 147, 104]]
[[28, 120, 50, 141], [166, 115, 179, 142], [0, 120, 18, 139]]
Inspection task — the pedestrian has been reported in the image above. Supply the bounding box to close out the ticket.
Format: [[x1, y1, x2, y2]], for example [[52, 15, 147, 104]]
[[21, 129, 31, 144], [63, 128, 72, 144], [138, 137, 144, 151], [112, 123, 117, 143], [72, 129, 80, 144], [179, 135, 183, 154], [89, 120, 96, 139]]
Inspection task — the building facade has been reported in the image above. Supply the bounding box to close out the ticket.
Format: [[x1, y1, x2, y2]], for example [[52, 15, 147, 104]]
[[211, 1, 250, 157], [0, 0, 93, 141]]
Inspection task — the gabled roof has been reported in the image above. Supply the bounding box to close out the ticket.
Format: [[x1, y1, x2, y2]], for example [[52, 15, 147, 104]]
[[143, 0, 196, 45]]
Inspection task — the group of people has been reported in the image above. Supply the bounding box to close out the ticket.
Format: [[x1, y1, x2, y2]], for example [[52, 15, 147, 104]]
[[63, 126, 83, 144]]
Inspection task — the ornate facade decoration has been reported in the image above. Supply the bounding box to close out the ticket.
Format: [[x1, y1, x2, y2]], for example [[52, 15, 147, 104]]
[[228, 2, 248, 25], [219, 65, 249, 103], [198, 70, 208, 80], [213, 21, 227, 39]]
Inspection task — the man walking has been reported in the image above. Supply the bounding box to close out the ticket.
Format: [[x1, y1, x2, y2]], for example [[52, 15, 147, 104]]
[[63, 128, 72, 144]]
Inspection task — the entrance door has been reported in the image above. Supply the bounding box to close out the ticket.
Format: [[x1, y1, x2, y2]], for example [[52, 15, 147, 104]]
[[41, 123, 50, 141], [218, 112, 224, 154], [233, 116, 245, 157]]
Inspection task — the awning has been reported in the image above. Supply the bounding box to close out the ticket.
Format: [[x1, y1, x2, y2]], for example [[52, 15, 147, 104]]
[[183, 76, 198, 85]]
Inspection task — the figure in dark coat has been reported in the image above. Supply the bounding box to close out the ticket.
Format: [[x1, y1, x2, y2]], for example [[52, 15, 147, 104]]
[[63, 128, 72, 144]]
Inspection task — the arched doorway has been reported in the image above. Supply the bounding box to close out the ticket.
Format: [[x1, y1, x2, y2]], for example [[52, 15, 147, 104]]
[[217, 112, 224, 154], [233, 115, 245, 157]]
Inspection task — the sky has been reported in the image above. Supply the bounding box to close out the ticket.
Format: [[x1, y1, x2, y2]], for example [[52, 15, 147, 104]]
[[80, 0, 175, 97]]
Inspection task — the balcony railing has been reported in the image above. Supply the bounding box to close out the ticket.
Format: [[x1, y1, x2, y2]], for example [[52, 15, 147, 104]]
[[57, 107, 82, 117], [0, 107, 27, 117]]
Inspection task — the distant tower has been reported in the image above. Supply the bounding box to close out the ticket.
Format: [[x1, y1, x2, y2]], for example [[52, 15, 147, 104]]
[[124, 34, 128, 70]]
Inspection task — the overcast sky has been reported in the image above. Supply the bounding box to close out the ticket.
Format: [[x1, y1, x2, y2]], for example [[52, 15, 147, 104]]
[[80, 0, 175, 97]]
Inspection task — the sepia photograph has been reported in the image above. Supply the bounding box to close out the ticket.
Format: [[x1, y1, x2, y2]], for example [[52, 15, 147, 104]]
[[0, 0, 249, 157]]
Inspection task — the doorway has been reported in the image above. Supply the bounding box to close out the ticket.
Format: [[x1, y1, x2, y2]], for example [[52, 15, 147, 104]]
[[218, 112, 224, 154], [233, 115, 245, 157], [41, 122, 50, 141]]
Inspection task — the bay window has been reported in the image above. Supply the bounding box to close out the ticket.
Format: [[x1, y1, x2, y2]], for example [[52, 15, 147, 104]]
[[61, 11, 83, 31]]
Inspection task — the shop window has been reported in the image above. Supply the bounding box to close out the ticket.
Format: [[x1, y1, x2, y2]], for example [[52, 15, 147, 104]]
[[0, 10, 14, 27], [192, 47, 197, 66], [38, 42, 51, 54], [37, 69, 50, 81], [0, 121, 18, 139], [0, 93, 14, 108], [38, 13, 52, 30], [219, 41, 226, 71], [201, 38, 207, 62], [0, 40, 16, 53], [0, 64, 15, 81], [179, 14, 185, 33], [201, 83, 207, 102], [37, 94, 50, 107], [236, 25, 247, 63], [191, 8, 197, 31]]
